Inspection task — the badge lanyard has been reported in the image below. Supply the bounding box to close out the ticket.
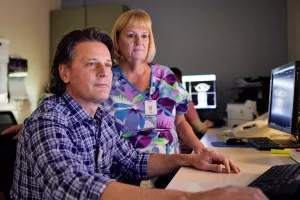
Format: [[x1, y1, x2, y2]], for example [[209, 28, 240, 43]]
[[145, 85, 157, 116], [143, 70, 178, 154]]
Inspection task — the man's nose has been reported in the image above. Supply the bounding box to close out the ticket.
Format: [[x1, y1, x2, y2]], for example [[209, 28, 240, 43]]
[[96, 63, 106, 77]]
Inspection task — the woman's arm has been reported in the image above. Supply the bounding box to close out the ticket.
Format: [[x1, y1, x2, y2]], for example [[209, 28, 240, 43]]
[[175, 114, 206, 152], [185, 100, 213, 133]]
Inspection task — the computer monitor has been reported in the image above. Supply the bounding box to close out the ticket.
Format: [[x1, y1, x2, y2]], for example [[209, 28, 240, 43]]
[[182, 74, 217, 109], [268, 61, 300, 142]]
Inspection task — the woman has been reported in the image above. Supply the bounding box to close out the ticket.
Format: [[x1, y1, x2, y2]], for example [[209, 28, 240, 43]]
[[105, 9, 211, 187], [103, 9, 208, 155]]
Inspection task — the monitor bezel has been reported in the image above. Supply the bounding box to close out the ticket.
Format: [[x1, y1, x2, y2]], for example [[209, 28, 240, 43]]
[[267, 61, 300, 136]]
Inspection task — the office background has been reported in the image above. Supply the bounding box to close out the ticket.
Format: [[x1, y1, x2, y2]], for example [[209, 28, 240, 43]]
[[62, 0, 291, 113], [0, 0, 299, 123], [0, 0, 60, 123]]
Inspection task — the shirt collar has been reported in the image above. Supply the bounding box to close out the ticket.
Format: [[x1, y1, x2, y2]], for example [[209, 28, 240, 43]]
[[61, 92, 102, 122]]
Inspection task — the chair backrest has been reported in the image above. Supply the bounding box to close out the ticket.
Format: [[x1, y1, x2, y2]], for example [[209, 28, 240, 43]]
[[0, 111, 17, 132], [0, 111, 18, 199]]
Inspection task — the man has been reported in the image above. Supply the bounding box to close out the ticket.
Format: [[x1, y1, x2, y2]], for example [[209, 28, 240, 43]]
[[11, 27, 267, 200]]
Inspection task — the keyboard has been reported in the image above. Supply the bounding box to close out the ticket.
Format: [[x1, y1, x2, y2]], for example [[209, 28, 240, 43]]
[[248, 163, 300, 200], [248, 137, 285, 150]]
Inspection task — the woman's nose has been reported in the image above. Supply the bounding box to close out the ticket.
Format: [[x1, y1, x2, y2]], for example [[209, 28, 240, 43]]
[[135, 37, 142, 45]]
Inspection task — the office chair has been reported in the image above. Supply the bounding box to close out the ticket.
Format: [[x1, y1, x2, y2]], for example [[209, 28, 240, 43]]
[[0, 111, 18, 200]]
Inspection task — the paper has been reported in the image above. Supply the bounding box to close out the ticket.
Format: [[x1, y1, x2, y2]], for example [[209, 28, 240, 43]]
[[0, 63, 8, 103], [8, 77, 28, 99]]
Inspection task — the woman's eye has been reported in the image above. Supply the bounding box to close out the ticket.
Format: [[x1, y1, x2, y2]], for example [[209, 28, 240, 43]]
[[127, 34, 135, 38], [142, 34, 148, 38]]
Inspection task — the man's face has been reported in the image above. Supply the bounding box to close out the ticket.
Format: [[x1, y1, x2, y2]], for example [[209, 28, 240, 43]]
[[60, 41, 113, 108]]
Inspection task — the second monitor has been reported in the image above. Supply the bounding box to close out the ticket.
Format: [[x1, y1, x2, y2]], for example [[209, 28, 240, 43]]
[[267, 61, 300, 145], [182, 74, 217, 109]]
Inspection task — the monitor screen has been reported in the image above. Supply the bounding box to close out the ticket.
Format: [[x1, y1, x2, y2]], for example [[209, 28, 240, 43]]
[[182, 74, 217, 109], [268, 62, 299, 135]]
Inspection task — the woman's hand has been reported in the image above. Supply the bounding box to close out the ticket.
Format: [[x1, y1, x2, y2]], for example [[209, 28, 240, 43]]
[[1, 124, 23, 140], [204, 120, 214, 128]]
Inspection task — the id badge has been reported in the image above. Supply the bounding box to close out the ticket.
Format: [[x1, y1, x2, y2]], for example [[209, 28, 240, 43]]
[[145, 100, 157, 116]]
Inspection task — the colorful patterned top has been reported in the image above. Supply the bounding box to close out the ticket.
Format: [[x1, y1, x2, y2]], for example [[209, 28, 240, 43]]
[[102, 64, 189, 155]]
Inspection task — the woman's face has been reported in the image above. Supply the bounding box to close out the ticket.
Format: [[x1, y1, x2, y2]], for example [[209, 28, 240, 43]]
[[118, 22, 150, 62]]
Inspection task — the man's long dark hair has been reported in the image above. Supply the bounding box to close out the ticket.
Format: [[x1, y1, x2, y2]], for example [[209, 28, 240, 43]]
[[48, 27, 114, 95]]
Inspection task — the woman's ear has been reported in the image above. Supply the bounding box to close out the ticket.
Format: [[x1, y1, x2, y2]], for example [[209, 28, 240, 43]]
[[59, 64, 70, 83]]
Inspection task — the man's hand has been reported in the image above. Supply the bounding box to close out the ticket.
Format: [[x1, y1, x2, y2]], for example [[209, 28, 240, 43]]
[[1, 124, 23, 140], [194, 147, 214, 154], [189, 186, 268, 200], [101, 182, 268, 200], [190, 151, 240, 173], [147, 150, 240, 177]]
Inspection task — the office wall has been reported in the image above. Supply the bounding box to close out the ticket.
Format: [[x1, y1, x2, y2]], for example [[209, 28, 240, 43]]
[[62, 0, 288, 114], [288, 0, 300, 61], [0, 0, 61, 122]]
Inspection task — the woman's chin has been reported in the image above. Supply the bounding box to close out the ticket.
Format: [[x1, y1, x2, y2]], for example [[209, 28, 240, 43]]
[[130, 53, 146, 61]]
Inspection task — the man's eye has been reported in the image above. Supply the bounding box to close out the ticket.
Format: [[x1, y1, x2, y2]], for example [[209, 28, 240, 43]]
[[105, 63, 112, 68], [87, 62, 96, 67]]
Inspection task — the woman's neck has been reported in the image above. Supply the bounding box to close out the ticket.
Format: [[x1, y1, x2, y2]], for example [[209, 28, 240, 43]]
[[119, 59, 150, 77], [119, 59, 152, 92]]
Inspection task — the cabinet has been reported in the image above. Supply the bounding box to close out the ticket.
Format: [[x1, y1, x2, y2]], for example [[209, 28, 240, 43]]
[[50, 5, 129, 62]]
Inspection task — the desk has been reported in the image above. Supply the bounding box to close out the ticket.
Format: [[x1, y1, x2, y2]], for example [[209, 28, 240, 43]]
[[166, 128, 297, 192]]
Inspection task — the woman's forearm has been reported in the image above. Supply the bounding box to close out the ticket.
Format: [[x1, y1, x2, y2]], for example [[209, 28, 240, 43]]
[[189, 119, 207, 133], [176, 120, 205, 151]]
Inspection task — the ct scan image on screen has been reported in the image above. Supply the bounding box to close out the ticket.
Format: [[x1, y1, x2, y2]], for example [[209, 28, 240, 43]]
[[269, 65, 295, 130], [182, 74, 217, 109]]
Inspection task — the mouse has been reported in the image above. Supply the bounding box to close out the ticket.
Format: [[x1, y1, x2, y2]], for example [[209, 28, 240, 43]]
[[225, 138, 246, 145]]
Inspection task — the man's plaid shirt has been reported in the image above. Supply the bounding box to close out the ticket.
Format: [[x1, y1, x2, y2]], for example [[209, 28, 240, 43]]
[[11, 92, 150, 199]]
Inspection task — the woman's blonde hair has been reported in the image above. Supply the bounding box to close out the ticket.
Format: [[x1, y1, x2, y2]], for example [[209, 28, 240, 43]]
[[111, 9, 156, 63]]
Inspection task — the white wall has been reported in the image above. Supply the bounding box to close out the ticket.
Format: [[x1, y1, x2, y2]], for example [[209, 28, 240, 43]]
[[0, 0, 61, 122], [288, 0, 300, 60], [62, 0, 288, 114]]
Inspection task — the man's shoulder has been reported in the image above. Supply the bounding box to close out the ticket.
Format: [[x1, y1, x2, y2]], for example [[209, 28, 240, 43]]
[[28, 95, 69, 124], [98, 105, 115, 122], [98, 105, 122, 136]]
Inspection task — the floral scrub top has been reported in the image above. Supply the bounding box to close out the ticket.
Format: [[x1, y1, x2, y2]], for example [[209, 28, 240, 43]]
[[102, 64, 189, 154]]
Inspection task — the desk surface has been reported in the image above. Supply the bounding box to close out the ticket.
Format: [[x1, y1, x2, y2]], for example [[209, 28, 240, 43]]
[[166, 128, 297, 192]]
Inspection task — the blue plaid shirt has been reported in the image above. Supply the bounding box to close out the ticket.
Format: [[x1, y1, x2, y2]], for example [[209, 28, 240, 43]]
[[11, 92, 150, 200]]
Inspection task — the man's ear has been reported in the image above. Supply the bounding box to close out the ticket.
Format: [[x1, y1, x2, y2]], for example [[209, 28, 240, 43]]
[[59, 64, 70, 83]]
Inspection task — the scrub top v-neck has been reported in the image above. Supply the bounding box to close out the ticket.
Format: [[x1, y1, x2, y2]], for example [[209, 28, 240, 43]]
[[102, 64, 189, 154]]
